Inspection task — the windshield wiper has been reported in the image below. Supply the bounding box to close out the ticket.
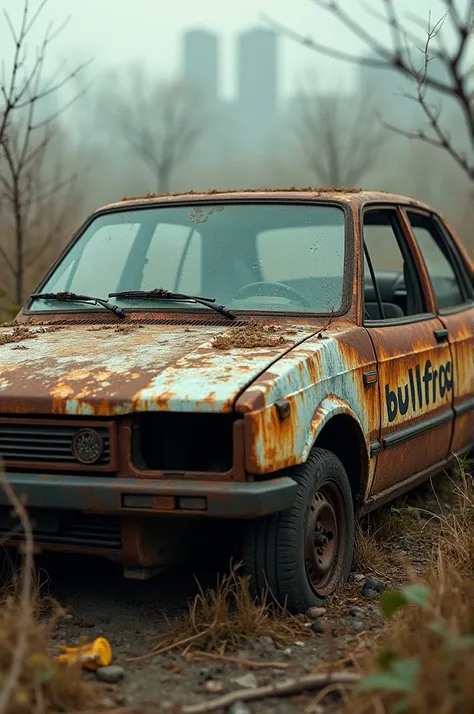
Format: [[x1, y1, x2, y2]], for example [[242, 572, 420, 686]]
[[108, 289, 235, 320], [30, 292, 125, 318]]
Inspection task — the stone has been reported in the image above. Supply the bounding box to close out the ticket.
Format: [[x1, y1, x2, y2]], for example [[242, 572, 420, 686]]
[[258, 635, 274, 649], [362, 578, 387, 595], [205, 680, 224, 694], [311, 620, 325, 634], [349, 606, 365, 617], [282, 647, 292, 658], [95, 666, 125, 684], [352, 621, 365, 633], [306, 606, 327, 620], [362, 588, 379, 600], [198, 667, 213, 685], [232, 673, 258, 689], [352, 573, 365, 582], [228, 703, 252, 714], [99, 696, 116, 709]]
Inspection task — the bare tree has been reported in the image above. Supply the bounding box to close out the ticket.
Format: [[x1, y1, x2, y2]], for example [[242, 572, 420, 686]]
[[0, 0, 89, 305], [293, 76, 388, 186], [266, 0, 473, 181], [106, 67, 208, 193]]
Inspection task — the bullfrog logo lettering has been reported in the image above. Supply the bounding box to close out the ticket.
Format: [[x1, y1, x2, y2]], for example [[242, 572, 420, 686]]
[[385, 359, 453, 423]]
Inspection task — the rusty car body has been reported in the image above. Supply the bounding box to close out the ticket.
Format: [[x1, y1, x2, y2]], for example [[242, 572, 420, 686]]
[[0, 189, 472, 611]]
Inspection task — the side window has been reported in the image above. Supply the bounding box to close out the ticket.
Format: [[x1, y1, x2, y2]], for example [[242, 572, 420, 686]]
[[363, 209, 425, 321], [406, 212, 465, 310]]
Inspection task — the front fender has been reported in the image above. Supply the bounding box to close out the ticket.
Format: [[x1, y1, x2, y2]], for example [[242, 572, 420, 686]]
[[243, 393, 369, 475]]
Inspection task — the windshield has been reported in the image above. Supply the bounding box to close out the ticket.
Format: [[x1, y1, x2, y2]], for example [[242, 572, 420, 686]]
[[30, 203, 347, 315]]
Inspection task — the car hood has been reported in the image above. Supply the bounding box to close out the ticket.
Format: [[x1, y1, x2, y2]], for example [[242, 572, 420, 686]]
[[0, 322, 315, 416]]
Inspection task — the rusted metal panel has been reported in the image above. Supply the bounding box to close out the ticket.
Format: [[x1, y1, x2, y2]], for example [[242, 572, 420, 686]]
[[438, 308, 474, 455], [0, 323, 315, 416], [235, 323, 379, 494], [104, 189, 434, 214], [0, 472, 298, 519], [367, 317, 454, 494]]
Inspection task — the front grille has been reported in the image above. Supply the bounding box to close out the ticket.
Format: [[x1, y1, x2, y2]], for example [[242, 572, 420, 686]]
[[0, 423, 110, 465], [0, 509, 122, 550]]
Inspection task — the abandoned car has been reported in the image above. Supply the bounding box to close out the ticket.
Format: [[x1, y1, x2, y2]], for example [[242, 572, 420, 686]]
[[0, 189, 472, 612]]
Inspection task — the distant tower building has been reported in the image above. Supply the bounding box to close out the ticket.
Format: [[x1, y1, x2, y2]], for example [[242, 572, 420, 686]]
[[183, 29, 219, 101], [237, 28, 278, 122]]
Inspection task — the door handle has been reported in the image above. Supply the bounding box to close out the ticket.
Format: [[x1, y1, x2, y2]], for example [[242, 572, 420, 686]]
[[434, 328, 449, 342]]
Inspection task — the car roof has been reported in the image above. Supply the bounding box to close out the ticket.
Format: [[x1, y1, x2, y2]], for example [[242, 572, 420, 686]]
[[99, 188, 435, 214]]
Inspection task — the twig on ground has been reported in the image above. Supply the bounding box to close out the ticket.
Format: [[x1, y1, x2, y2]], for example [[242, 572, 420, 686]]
[[177, 672, 361, 714], [128, 629, 213, 662], [187, 650, 291, 670]]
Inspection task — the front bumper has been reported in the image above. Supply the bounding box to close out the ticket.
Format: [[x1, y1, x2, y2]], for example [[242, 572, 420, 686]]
[[1, 473, 297, 519]]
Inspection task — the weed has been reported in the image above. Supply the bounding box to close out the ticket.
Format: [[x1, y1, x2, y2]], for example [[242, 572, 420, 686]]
[[131, 562, 309, 661]]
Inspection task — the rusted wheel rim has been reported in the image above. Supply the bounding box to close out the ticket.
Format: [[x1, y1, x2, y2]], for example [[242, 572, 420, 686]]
[[304, 481, 346, 596]]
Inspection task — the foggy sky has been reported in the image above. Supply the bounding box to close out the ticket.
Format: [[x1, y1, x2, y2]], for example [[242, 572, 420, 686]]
[[1, 0, 458, 98]]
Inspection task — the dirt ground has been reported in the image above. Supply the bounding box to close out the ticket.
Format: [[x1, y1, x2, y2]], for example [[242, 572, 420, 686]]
[[22, 473, 460, 713]]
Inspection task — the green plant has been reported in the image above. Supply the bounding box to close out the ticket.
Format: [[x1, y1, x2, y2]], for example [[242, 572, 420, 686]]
[[354, 581, 474, 713]]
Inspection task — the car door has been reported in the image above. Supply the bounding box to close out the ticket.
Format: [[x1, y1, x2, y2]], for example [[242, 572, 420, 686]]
[[362, 205, 455, 496], [404, 209, 474, 457]]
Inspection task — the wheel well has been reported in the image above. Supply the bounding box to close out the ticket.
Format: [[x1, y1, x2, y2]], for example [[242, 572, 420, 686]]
[[315, 415, 368, 504]]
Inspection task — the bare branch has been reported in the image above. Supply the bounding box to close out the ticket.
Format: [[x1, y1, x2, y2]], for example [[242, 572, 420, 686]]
[[177, 672, 360, 714], [267, 0, 473, 180], [0, 0, 91, 304], [262, 15, 388, 69], [360, 1, 436, 55]]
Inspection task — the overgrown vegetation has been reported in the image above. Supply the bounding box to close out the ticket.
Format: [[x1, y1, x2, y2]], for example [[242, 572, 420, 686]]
[[347, 460, 474, 714], [0, 469, 102, 714]]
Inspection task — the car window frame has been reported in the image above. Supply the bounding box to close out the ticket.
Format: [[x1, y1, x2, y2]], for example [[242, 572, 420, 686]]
[[24, 198, 355, 320], [360, 203, 437, 328], [402, 207, 474, 316]]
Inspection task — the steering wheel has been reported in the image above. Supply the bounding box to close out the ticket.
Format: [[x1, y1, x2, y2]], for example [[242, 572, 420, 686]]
[[232, 281, 312, 309]]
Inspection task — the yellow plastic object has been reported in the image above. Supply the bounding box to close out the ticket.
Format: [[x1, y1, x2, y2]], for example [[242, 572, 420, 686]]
[[57, 637, 112, 670]]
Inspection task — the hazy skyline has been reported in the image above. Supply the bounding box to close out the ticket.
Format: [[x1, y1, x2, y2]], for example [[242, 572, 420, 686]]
[[2, 0, 459, 98]]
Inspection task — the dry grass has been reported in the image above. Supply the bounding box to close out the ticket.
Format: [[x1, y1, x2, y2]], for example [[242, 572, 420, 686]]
[[345, 461, 474, 714], [0, 467, 104, 714], [130, 562, 310, 662], [0, 588, 100, 714], [352, 522, 389, 575], [353, 501, 419, 575]]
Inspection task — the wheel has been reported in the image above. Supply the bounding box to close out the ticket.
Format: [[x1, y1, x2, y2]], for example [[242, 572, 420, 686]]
[[242, 448, 354, 613]]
